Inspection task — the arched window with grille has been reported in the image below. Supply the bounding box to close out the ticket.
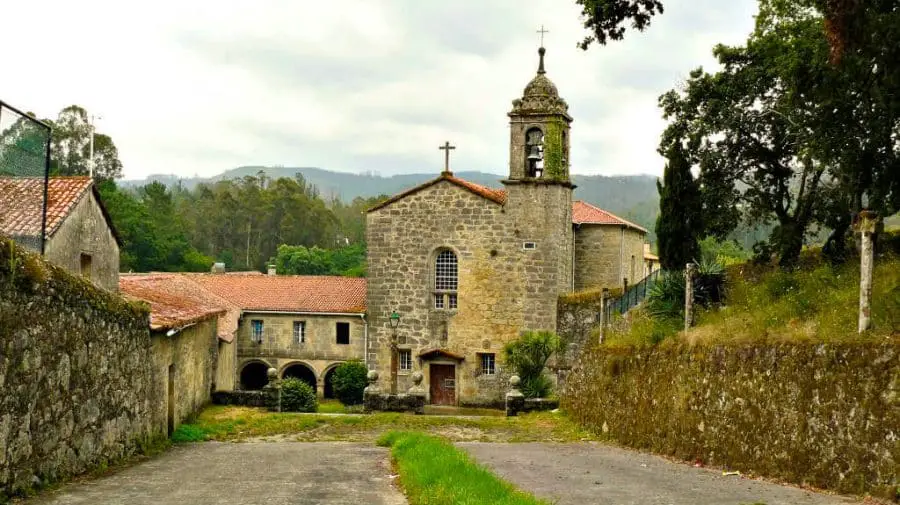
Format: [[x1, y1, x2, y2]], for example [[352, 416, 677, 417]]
[[434, 249, 458, 310]]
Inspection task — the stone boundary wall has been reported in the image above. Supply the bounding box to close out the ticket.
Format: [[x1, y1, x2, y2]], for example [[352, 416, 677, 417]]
[[563, 340, 899, 498], [0, 240, 162, 499], [211, 390, 270, 408]]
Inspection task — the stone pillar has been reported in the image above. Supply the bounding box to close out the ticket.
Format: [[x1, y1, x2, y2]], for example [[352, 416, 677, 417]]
[[505, 375, 525, 417], [363, 370, 382, 413], [684, 263, 696, 333], [599, 287, 609, 344], [856, 211, 879, 333], [263, 367, 281, 412], [407, 371, 426, 415]]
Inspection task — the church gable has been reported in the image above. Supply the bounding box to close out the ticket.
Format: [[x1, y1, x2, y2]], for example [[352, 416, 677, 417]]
[[367, 174, 506, 213]]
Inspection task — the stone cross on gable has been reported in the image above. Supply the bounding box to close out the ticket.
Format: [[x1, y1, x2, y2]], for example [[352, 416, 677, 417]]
[[439, 141, 456, 174]]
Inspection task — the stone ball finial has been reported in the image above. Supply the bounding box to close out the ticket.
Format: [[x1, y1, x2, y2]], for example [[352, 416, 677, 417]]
[[267, 367, 278, 380], [509, 375, 521, 387], [411, 371, 423, 386], [367, 370, 379, 384]]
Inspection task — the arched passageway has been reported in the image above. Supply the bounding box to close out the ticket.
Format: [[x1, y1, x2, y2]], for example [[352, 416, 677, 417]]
[[240, 362, 270, 390], [324, 366, 338, 399], [282, 363, 317, 391]]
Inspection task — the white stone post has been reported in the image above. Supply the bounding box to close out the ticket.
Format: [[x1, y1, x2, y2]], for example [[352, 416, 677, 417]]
[[684, 263, 696, 333], [856, 211, 878, 333], [599, 288, 609, 344]]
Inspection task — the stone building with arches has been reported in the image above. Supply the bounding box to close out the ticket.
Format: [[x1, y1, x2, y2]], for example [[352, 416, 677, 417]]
[[365, 46, 647, 407], [121, 271, 367, 399]]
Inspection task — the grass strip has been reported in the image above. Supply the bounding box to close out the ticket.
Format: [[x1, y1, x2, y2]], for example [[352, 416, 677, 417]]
[[169, 406, 594, 443], [378, 431, 549, 505]]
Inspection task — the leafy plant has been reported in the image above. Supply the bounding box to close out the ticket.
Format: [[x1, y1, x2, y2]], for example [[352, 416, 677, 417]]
[[332, 360, 368, 406], [503, 331, 563, 399], [280, 378, 317, 413]]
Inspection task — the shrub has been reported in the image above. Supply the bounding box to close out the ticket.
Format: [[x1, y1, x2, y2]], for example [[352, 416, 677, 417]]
[[281, 378, 317, 412], [332, 360, 368, 405], [504, 331, 563, 398]]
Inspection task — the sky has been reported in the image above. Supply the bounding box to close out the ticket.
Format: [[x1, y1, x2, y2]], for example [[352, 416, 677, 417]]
[[1, 0, 757, 180]]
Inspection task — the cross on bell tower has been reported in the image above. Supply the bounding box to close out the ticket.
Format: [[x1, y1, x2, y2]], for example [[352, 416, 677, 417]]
[[439, 141, 456, 175]]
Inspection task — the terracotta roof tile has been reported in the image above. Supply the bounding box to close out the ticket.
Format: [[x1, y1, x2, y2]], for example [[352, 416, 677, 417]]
[[119, 274, 227, 332], [0, 176, 93, 239], [572, 200, 647, 233], [444, 175, 508, 205], [188, 274, 367, 314]]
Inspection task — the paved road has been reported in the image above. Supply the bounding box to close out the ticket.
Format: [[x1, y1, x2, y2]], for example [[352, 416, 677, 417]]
[[459, 442, 859, 505], [28, 442, 406, 505]]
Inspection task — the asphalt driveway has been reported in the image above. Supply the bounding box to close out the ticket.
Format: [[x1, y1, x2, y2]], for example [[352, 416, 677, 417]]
[[26, 442, 405, 505], [459, 442, 859, 505]]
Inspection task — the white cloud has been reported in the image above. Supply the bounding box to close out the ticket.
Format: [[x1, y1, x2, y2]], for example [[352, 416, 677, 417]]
[[0, 0, 757, 180]]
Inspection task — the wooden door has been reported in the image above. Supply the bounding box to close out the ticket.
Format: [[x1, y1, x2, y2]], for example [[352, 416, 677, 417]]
[[429, 364, 456, 405]]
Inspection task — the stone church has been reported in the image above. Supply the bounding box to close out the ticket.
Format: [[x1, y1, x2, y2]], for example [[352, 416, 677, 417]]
[[366, 47, 647, 407]]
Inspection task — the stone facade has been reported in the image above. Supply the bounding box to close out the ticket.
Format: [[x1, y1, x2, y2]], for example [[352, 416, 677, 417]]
[[366, 48, 577, 407], [44, 189, 120, 292], [150, 318, 218, 435], [573, 224, 647, 291], [0, 242, 214, 498], [215, 339, 237, 391], [235, 312, 366, 397]]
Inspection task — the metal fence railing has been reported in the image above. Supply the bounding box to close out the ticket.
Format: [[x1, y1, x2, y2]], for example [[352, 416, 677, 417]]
[[602, 269, 661, 321], [0, 100, 52, 253]]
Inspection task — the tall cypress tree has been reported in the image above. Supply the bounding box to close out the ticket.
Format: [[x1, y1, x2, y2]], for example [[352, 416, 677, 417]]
[[655, 143, 702, 270]]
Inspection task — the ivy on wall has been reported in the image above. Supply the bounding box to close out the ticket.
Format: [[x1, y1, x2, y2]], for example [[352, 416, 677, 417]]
[[542, 119, 567, 181]]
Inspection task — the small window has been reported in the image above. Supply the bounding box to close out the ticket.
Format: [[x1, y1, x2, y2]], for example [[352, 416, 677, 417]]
[[480, 353, 496, 375], [523, 242, 537, 250], [399, 349, 412, 371], [448, 294, 458, 310], [434, 294, 444, 309], [80, 253, 92, 279], [293, 321, 306, 344], [250, 320, 264, 343], [336, 322, 350, 345]]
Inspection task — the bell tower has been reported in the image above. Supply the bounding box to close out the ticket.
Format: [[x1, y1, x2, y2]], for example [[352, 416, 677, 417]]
[[501, 44, 575, 332], [506, 46, 573, 182]]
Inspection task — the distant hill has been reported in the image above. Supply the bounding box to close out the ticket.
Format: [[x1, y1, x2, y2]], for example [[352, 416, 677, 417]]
[[123, 166, 661, 238]]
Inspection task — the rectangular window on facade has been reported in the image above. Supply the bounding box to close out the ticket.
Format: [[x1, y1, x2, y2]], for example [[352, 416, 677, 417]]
[[80, 253, 92, 279], [293, 321, 305, 343], [448, 294, 458, 309], [399, 349, 412, 371], [336, 322, 350, 345], [251, 320, 264, 343], [480, 353, 496, 375], [434, 293, 444, 309]]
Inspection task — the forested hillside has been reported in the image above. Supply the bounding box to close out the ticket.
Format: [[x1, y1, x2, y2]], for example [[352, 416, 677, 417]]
[[100, 173, 385, 274]]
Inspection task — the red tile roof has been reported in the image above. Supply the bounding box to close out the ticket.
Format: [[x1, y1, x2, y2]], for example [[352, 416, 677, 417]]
[[368, 173, 506, 212], [119, 274, 227, 332], [0, 176, 94, 239], [188, 274, 367, 314], [572, 200, 647, 233]]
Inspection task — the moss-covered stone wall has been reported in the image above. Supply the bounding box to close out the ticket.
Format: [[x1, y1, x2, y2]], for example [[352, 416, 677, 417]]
[[563, 340, 900, 497], [0, 239, 160, 499]]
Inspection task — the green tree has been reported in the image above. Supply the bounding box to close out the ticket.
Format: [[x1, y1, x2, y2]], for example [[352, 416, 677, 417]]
[[280, 378, 318, 412], [331, 360, 368, 406], [46, 105, 122, 182], [655, 143, 701, 270], [574, 0, 664, 48]]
